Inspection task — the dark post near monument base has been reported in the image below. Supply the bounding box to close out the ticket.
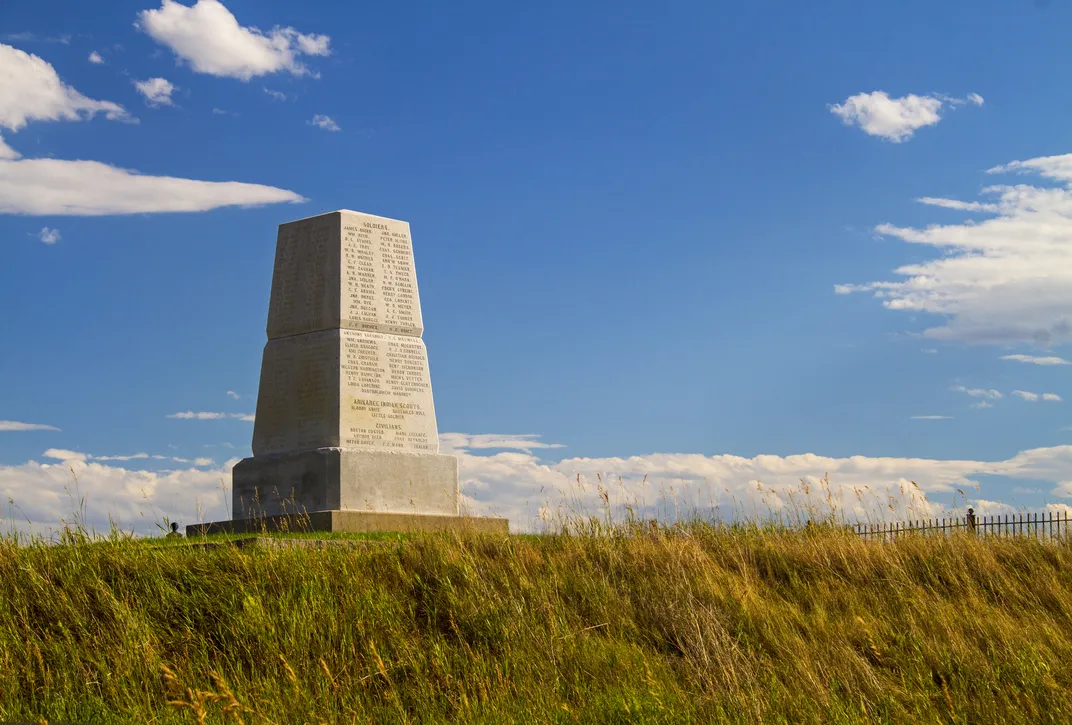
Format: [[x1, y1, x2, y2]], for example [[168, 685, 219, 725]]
[[188, 210, 507, 536]]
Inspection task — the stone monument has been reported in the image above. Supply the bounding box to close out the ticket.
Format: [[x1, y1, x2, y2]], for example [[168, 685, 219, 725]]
[[188, 210, 507, 535]]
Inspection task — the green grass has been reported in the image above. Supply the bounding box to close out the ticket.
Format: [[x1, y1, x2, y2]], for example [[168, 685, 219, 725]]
[[2, 521, 1072, 724]]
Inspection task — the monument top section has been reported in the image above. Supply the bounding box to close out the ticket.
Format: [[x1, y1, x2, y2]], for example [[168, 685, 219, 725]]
[[266, 210, 425, 340]]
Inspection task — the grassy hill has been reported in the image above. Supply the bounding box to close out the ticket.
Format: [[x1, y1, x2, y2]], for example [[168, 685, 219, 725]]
[[1, 523, 1071, 724]]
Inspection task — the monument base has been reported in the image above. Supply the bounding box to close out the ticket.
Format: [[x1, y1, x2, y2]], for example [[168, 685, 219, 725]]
[[186, 510, 509, 537], [231, 447, 460, 520]]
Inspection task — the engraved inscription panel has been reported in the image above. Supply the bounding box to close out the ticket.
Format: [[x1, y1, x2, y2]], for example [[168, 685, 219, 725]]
[[252, 330, 341, 456], [266, 214, 341, 339], [251, 328, 440, 456], [340, 211, 424, 337], [340, 328, 439, 454]]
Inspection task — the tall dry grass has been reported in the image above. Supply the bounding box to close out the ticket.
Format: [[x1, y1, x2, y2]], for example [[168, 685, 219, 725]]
[[1, 516, 1071, 724]]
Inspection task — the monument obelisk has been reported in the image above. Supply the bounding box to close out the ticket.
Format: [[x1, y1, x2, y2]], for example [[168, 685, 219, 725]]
[[189, 210, 507, 535]]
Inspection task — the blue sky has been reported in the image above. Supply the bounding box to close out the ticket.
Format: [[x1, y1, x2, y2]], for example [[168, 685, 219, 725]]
[[3, 0, 1072, 533]]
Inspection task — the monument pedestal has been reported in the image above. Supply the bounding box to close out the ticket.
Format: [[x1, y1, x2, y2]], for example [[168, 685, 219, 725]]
[[189, 447, 509, 536], [231, 447, 460, 519], [185, 210, 508, 538], [188, 511, 509, 536]]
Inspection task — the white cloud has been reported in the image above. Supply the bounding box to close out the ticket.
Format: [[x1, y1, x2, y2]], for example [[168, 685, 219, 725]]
[[837, 155, 1072, 345], [0, 454, 236, 537], [968, 499, 1016, 517], [133, 77, 176, 106], [0, 46, 299, 216], [439, 433, 565, 452], [0, 145, 305, 215], [910, 415, 954, 420], [0, 43, 130, 131], [828, 91, 982, 142], [43, 448, 86, 462], [263, 88, 287, 101], [1001, 354, 1071, 366], [37, 226, 59, 244], [0, 135, 19, 160], [88, 51, 104, 64], [448, 434, 1072, 531], [1046, 502, 1072, 516], [9, 435, 1072, 535], [921, 348, 938, 354], [972, 401, 994, 409], [1013, 390, 1062, 402], [137, 0, 331, 81], [952, 386, 1003, 399], [1016, 391, 1060, 402], [92, 453, 149, 462], [0, 420, 59, 432], [308, 114, 339, 132], [226, 390, 240, 399], [917, 197, 998, 212], [167, 411, 253, 420]]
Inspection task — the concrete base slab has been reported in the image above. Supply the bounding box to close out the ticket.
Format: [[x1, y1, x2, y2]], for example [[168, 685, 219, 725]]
[[186, 510, 509, 537], [231, 447, 459, 519]]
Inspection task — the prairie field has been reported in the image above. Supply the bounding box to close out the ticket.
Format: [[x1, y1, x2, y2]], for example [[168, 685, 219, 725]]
[[1, 517, 1071, 724]]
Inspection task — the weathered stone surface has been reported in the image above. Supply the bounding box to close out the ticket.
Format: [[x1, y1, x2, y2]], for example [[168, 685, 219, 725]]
[[251, 329, 439, 457], [266, 210, 424, 339], [232, 447, 459, 519]]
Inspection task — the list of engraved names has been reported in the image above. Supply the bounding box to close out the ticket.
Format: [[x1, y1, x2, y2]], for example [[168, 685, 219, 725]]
[[342, 218, 422, 336], [341, 329, 437, 453]]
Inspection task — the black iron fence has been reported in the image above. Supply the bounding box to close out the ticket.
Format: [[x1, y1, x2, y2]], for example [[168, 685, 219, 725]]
[[855, 508, 1071, 540]]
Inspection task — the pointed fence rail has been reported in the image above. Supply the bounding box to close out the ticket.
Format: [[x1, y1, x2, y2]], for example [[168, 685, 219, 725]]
[[855, 508, 1072, 541]]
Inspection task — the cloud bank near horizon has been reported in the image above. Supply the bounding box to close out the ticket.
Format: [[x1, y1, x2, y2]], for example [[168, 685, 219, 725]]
[[3, 433, 1072, 538]]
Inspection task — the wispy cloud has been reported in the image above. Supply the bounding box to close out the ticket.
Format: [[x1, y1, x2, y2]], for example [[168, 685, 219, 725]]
[[4, 32, 72, 45], [910, 415, 954, 420], [837, 154, 1072, 344], [133, 77, 176, 107], [308, 114, 340, 132], [1013, 390, 1063, 402], [88, 51, 104, 64], [37, 227, 60, 244], [92, 453, 150, 462], [917, 197, 998, 212], [0, 420, 60, 432], [829, 91, 982, 142], [1001, 354, 1070, 366], [0, 146, 305, 215], [167, 411, 254, 421], [952, 386, 1003, 400], [439, 433, 566, 452]]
